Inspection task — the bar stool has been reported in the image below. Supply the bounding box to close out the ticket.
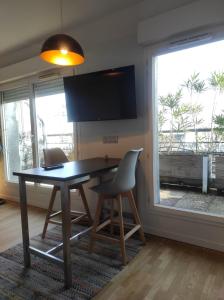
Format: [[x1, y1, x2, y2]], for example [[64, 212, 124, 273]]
[[89, 148, 146, 265], [42, 148, 92, 239]]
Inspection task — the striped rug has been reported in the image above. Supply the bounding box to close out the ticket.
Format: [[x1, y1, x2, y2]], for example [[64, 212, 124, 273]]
[[0, 225, 142, 299]]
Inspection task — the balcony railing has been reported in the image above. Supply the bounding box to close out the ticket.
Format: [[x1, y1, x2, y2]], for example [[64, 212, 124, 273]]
[[44, 133, 74, 156], [20, 133, 74, 170], [159, 128, 224, 154]]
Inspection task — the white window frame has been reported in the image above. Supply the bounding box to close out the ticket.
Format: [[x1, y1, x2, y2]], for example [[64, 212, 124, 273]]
[[144, 32, 224, 224], [0, 70, 77, 184]]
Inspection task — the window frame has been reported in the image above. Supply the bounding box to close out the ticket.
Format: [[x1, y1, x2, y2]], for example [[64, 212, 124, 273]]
[[0, 72, 76, 184], [145, 33, 224, 223]]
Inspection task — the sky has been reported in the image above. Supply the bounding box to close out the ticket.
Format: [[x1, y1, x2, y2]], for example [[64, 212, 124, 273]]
[[157, 39, 224, 129], [35, 93, 73, 135]]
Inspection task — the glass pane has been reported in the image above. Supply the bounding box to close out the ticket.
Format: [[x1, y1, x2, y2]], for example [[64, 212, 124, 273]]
[[35, 93, 73, 166], [3, 99, 33, 182], [156, 39, 224, 216]]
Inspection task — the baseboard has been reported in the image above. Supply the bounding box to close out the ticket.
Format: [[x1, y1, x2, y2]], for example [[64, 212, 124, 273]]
[[144, 225, 224, 253]]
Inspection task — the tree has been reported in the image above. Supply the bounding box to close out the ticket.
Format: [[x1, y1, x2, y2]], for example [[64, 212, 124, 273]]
[[214, 114, 224, 145], [182, 73, 206, 152], [158, 89, 196, 152], [159, 90, 182, 152], [182, 72, 206, 98], [173, 104, 193, 132], [208, 71, 224, 151], [209, 71, 224, 92]]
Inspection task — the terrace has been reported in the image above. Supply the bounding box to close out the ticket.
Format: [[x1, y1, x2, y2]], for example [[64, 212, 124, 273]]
[[160, 187, 224, 216], [158, 134, 224, 216]]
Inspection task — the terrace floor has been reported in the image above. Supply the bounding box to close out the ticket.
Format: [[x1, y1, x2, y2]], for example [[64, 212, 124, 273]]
[[159, 187, 224, 216]]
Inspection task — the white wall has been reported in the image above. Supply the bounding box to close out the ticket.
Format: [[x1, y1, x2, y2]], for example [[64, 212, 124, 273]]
[[138, 0, 224, 46], [0, 4, 146, 216], [2, 0, 224, 252]]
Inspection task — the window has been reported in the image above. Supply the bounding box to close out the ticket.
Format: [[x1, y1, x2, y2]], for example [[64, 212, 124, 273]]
[[155, 39, 224, 216], [1, 77, 74, 182]]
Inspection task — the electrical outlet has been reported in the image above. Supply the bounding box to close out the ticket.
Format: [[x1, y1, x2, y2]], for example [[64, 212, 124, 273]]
[[103, 136, 118, 144]]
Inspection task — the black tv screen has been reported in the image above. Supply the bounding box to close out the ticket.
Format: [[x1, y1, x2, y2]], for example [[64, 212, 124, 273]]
[[63, 65, 137, 122]]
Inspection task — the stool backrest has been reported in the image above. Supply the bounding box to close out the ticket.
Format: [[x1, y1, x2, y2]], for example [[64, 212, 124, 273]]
[[43, 148, 68, 166], [112, 148, 143, 191]]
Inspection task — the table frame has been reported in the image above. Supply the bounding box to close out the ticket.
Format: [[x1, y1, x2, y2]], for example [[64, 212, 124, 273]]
[[15, 158, 119, 288]]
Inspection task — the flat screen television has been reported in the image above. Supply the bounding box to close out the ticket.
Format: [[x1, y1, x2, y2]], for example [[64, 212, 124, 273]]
[[63, 65, 137, 122]]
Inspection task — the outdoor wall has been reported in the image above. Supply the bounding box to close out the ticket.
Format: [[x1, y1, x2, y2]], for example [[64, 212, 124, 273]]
[[1, 0, 224, 253]]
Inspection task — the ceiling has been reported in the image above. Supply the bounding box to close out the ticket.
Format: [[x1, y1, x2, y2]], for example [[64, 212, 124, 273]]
[[0, 0, 197, 68], [0, 0, 140, 55]]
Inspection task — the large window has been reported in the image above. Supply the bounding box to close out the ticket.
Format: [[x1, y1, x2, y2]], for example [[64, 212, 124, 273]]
[[2, 78, 74, 182], [155, 39, 224, 216]]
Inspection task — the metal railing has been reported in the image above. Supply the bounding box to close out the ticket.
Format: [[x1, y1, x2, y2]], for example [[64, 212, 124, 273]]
[[159, 128, 224, 154], [20, 133, 74, 169], [159, 141, 224, 154], [44, 133, 74, 155]]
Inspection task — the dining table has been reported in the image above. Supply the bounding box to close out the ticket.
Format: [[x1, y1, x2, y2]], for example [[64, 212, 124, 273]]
[[13, 157, 120, 288]]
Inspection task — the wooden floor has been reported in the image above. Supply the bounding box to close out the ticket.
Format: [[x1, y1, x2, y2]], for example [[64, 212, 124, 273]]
[[0, 201, 54, 252], [1, 201, 224, 300]]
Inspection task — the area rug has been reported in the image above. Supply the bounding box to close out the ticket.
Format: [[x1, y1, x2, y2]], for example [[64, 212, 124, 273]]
[[0, 225, 142, 300]]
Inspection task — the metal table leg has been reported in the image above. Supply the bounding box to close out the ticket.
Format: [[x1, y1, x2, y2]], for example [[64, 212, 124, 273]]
[[60, 182, 72, 288], [19, 177, 31, 267]]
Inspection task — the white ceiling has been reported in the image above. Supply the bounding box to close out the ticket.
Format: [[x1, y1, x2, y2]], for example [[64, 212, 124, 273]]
[[0, 0, 140, 55], [0, 0, 197, 67]]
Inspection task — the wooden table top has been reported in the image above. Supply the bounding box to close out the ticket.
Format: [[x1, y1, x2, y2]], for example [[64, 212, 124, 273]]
[[13, 157, 120, 182]]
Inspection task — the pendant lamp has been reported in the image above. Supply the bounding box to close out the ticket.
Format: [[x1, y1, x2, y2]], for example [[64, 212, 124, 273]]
[[40, 0, 85, 66]]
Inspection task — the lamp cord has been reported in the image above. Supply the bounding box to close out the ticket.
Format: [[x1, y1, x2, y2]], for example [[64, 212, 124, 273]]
[[60, 0, 63, 33]]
